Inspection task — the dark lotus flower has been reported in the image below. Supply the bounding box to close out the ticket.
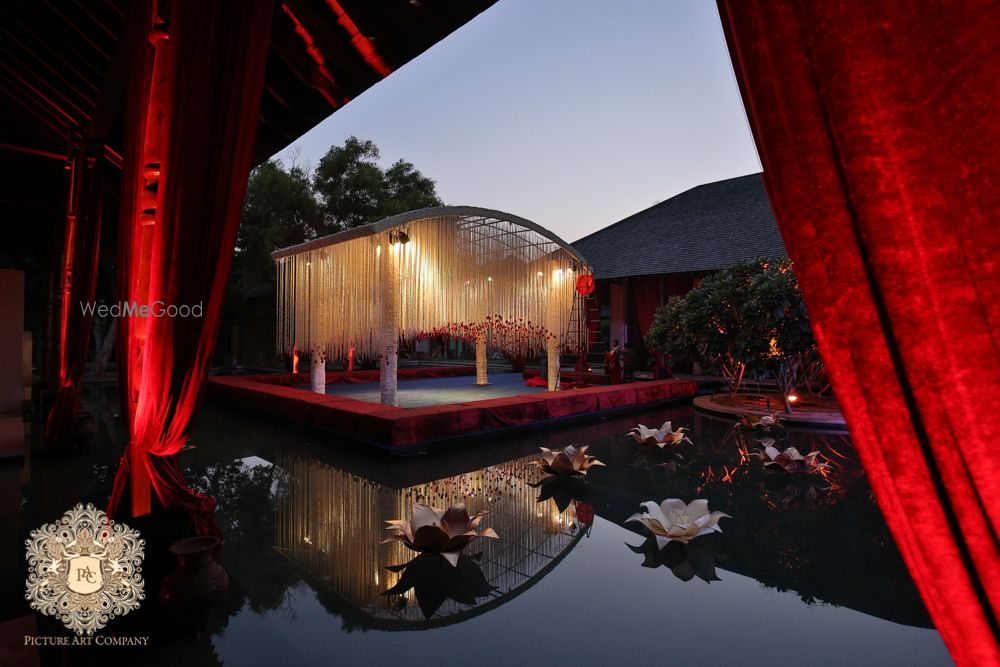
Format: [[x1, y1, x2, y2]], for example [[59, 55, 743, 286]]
[[529, 445, 606, 476], [384, 504, 499, 566], [382, 552, 495, 619], [530, 474, 591, 513], [626, 538, 721, 583]]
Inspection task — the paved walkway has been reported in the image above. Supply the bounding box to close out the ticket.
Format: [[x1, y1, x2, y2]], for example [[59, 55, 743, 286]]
[[317, 372, 548, 408]]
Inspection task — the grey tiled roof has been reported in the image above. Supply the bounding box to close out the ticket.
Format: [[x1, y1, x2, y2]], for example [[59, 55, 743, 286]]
[[572, 173, 787, 279]]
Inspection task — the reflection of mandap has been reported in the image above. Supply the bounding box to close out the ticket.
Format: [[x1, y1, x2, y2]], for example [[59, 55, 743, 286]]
[[273, 453, 585, 629]]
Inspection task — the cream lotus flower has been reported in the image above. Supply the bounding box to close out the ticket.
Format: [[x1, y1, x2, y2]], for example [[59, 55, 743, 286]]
[[383, 504, 499, 566], [626, 498, 730, 548], [739, 412, 781, 428], [628, 421, 693, 448], [757, 445, 827, 475], [529, 445, 606, 476]]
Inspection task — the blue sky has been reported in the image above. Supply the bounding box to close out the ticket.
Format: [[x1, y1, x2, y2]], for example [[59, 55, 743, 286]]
[[274, 0, 760, 243]]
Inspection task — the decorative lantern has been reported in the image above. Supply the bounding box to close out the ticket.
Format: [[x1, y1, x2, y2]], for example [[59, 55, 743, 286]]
[[575, 273, 596, 296]]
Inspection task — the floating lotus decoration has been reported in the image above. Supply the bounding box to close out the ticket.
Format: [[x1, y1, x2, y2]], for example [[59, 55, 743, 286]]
[[529, 445, 605, 476], [627, 538, 721, 583], [384, 504, 499, 566], [628, 421, 693, 448], [383, 553, 495, 618], [531, 474, 591, 513], [756, 445, 827, 476], [739, 412, 781, 428], [627, 498, 730, 548]]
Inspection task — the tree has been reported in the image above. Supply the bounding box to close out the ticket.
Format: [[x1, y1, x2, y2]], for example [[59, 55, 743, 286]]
[[645, 258, 824, 402], [313, 136, 442, 229], [231, 159, 322, 296]]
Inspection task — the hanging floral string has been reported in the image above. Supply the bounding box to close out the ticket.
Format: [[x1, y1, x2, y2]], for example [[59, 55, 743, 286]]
[[275, 214, 583, 360]]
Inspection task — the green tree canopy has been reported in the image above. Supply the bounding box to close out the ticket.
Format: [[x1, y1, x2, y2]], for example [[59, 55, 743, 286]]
[[312, 136, 442, 229], [232, 159, 322, 295], [645, 258, 817, 392]]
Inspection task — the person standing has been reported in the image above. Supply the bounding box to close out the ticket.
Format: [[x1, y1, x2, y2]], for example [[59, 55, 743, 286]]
[[606, 339, 622, 384], [622, 342, 636, 383]]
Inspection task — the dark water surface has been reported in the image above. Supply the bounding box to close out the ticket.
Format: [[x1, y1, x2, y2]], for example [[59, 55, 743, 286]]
[[4, 387, 951, 666]]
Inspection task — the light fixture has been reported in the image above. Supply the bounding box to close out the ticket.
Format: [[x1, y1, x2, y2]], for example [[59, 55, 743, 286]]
[[787, 394, 798, 403], [389, 229, 410, 245], [487, 276, 493, 282]]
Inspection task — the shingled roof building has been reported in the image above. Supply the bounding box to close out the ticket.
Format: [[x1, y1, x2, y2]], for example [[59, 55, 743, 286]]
[[570, 173, 786, 372]]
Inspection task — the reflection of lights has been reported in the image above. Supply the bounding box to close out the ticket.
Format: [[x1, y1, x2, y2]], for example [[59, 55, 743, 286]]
[[304, 535, 312, 545], [537, 271, 544, 277], [376, 244, 381, 257], [487, 276, 493, 282]]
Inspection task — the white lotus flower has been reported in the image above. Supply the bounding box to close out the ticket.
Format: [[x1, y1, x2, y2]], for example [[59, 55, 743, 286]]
[[756, 445, 827, 475], [628, 421, 693, 448], [626, 498, 730, 548]]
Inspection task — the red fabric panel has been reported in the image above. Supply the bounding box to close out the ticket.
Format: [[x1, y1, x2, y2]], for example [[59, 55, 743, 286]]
[[543, 392, 599, 419], [634, 275, 660, 337], [479, 396, 549, 429], [108, 0, 272, 536], [389, 404, 483, 446], [597, 386, 638, 410], [718, 2, 1000, 663], [45, 143, 104, 450]]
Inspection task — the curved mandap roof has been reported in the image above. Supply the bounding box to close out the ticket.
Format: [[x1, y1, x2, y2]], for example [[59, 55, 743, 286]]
[[572, 173, 787, 280], [272, 205, 588, 266]]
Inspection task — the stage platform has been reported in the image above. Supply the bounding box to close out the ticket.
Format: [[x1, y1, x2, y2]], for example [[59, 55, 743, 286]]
[[207, 367, 698, 450]]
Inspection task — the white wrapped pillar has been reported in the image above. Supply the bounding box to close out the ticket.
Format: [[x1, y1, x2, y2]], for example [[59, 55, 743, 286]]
[[310, 348, 325, 394], [546, 336, 559, 391], [380, 244, 400, 406], [475, 331, 488, 385]]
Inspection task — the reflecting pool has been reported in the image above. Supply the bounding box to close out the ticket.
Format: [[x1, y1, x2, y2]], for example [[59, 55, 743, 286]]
[[5, 390, 952, 666]]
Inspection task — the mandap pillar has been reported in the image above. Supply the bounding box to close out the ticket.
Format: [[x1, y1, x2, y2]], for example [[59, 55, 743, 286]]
[[475, 330, 488, 385], [310, 348, 325, 394], [380, 243, 400, 406]]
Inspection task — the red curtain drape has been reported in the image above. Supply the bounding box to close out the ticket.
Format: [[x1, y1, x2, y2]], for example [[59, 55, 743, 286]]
[[44, 142, 104, 450], [107, 0, 273, 536], [718, 1, 1000, 664]]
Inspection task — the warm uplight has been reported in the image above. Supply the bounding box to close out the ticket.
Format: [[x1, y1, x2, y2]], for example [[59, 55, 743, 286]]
[[376, 244, 381, 257], [537, 271, 544, 277], [487, 276, 493, 282], [787, 394, 798, 403]]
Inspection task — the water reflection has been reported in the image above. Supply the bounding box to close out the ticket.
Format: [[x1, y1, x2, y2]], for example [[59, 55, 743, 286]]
[[273, 453, 583, 627], [259, 411, 932, 632], [627, 538, 722, 583]]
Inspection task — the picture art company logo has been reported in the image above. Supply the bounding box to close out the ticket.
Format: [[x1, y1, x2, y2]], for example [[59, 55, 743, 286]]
[[80, 300, 204, 318], [25, 504, 145, 636]]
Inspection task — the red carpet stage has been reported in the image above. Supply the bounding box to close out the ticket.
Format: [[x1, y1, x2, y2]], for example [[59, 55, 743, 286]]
[[207, 369, 697, 450]]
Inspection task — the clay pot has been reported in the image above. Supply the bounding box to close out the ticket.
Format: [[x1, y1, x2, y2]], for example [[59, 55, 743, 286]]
[[159, 536, 229, 614]]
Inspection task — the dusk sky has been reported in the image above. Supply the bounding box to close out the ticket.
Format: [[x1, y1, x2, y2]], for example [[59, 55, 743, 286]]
[[274, 0, 761, 243]]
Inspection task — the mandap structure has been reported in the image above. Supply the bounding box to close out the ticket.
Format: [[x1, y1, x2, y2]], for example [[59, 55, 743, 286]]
[[272, 206, 590, 404]]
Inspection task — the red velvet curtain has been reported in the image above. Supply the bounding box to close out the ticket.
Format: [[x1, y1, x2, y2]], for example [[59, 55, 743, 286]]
[[718, 2, 1000, 664], [108, 0, 273, 536], [44, 143, 103, 450]]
